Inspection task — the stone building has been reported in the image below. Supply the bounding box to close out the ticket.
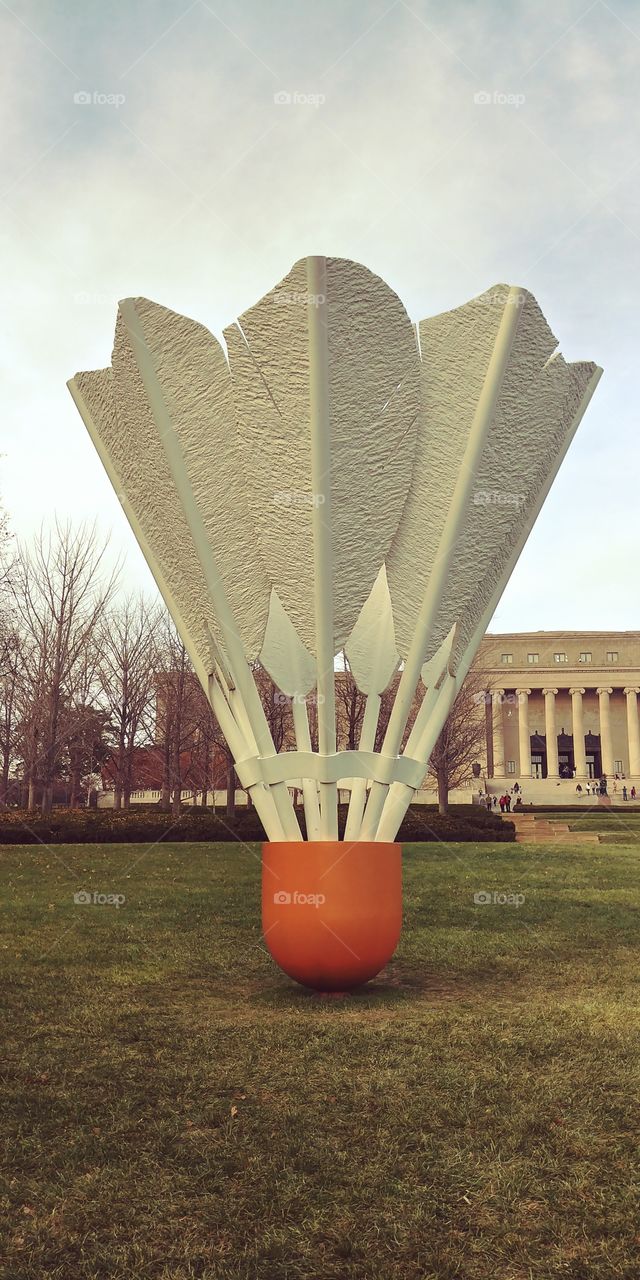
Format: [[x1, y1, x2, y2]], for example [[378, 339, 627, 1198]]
[[475, 632, 640, 782]]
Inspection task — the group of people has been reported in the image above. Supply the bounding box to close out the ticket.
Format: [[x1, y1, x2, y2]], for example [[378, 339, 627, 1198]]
[[477, 785, 523, 813], [576, 775, 637, 801], [497, 792, 517, 812], [576, 779, 608, 797]]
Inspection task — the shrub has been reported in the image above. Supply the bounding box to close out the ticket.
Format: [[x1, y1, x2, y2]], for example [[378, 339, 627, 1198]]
[[0, 803, 514, 844]]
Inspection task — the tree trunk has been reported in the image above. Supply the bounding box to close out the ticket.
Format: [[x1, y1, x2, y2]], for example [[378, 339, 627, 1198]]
[[69, 769, 80, 808], [114, 785, 122, 811], [160, 736, 171, 812], [41, 783, 53, 815], [226, 762, 237, 819], [437, 764, 449, 815], [0, 755, 10, 806], [27, 777, 36, 812]]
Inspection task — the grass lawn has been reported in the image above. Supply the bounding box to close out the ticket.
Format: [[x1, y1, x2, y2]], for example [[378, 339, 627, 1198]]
[[2, 837, 640, 1279], [526, 811, 640, 844]]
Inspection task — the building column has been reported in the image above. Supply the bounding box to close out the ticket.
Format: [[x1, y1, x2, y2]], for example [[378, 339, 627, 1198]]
[[543, 688, 559, 777], [624, 687, 640, 775], [570, 687, 587, 777], [492, 690, 505, 777], [597, 687, 614, 776], [516, 689, 531, 777]]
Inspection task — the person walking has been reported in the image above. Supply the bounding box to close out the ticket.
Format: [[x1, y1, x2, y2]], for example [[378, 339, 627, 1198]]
[[623, 785, 628, 801], [505, 793, 511, 812]]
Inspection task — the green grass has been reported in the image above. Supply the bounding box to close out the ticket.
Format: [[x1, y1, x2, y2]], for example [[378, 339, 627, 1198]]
[[2, 838, 640, 1279], [568, 816, 640, 845], [527, 811, 640, 844]]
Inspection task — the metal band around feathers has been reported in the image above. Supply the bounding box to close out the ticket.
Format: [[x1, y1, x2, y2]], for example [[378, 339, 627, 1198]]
[[235, 750, 427, 791]]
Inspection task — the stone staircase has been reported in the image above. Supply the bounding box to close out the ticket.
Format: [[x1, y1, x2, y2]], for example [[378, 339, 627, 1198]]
[[509, 813, 601, 845]]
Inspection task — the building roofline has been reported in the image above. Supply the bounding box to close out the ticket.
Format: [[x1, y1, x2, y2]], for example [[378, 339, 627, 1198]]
[[483, 631, 640, 640]]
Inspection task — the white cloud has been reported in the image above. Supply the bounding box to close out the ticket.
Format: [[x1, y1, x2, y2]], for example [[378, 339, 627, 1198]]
[[0, 0, 638, 627]]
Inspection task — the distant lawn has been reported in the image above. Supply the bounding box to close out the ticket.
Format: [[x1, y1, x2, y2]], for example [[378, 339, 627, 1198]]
[[524, 811, 640, 844], [2, 839, 640, 1279]]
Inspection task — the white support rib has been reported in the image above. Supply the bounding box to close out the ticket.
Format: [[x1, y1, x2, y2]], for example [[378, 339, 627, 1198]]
[[344, 692, 380, 841], [206, 674, 284, 838], [306, 257, 338, 839], [374, 364, 604, 842], [68, 374, 284, 839], [292, 698, 322, 839], [117, 301, 302, 842], [360, 287, 524, 840], [376, 674, 455, 842]]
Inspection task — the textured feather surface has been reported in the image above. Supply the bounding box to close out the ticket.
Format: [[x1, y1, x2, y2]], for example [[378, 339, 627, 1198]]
[[447, 353, 598, 669], [344, 567, 399, 694], [387, 285, 597, 668], [71, 367, 213, 674], [259, 589, 316, 696], [224, 256, 420, 655], [113, 298, 270, 660], [386, 285, 508, 659]]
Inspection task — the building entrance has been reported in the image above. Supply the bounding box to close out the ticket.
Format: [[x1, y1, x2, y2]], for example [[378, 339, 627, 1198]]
[[531, 754, 543, 779], [585, 733, 602, 779], [558, 733, 574, 778]]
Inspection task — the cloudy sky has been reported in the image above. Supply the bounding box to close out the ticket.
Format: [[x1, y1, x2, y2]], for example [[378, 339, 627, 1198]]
[[1, 0, 638, 632]]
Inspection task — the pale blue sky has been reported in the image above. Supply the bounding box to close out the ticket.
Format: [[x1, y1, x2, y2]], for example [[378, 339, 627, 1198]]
[[1, 0, 638, 630]]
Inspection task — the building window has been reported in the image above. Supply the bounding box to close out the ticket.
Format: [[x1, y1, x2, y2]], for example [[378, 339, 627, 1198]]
[[507, 760, 516, 774], [554, 652, 568, 663], [527, 653, 539, 664], [579, 652, 592, 663], [614, 760, 623, 774], [606, 651, 619, 663], [501, 653, 513, 665]]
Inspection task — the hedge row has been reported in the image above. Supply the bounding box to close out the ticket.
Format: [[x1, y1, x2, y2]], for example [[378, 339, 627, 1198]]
[[0, 803, 514, 844]]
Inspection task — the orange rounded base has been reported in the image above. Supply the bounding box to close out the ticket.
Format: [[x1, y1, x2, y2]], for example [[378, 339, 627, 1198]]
[[262, 841, 402, 991]]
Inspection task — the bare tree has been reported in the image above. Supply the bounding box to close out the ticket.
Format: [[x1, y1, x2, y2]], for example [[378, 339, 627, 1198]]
[[11, 522, 117, 812], [189, 694, 218, 807], [97, 595, 160, 809], [428, 670, 491, 814], [0, 631, 21, 804], [155, 618, 202, 815], [336, 659, 366, 750]]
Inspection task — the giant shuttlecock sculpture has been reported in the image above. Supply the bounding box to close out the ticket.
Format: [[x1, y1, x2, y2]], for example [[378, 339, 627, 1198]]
[[68, 256, 601, 991]]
